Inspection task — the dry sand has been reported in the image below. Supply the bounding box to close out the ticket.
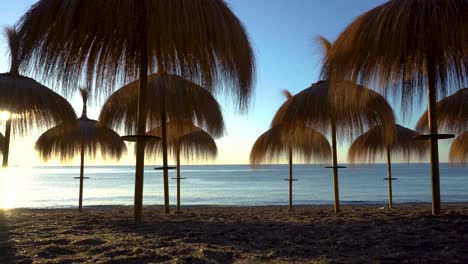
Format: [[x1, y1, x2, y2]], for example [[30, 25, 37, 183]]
[[1, 203, 468, 263]]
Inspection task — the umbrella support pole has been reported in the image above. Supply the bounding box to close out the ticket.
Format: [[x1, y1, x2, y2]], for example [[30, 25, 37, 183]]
[[2, 119, 11, 168], [78, 144, 85, 212], [176, 148, 181, 212], [427, 55, 441, 216], [160, 85, 170, 215], [133, 4, 149, 223], [288, 149, 293, 211], [386, 146, 393, 209], [331, 119, 340, 213]]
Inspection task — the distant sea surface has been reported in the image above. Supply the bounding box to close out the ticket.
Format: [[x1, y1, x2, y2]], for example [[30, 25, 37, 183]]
[[1, 164, 467, 208]]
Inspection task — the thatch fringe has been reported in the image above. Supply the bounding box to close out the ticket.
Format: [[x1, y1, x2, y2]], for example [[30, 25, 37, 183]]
[[349, 124, 428, 164], [98, 73, 225, 137], [272, 80, 395, 142], [327, 0, 468, 113], [146, 124, 217, 162], [449, 131, 468, 166], [416, 88, 468, 134], [16, 0, 255, 110], [250, 124, 331, 166], [0, 27, 76, 136]]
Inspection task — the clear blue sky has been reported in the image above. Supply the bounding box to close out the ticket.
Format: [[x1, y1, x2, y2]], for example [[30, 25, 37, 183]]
[[0, 0, 452, 165]]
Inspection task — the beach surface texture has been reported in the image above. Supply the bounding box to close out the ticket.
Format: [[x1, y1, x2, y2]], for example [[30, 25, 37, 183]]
[[2, 203, 468, 263]]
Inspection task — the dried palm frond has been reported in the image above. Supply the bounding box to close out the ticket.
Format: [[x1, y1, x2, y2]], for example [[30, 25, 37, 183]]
[[349, 124, 428, 163], [315, 35, 332, 79], [272, 80, 395, 142], [327, 0, 468, 111], [146, 124, 217, 162], [250, 124, 331, 166], [35, 89, 126, 161], [449, 131, 468, 166], [416, 88, 468, 135], [0, 26, 76, 136], [98, 73, 225, 137], [16, 0, 255, 109]]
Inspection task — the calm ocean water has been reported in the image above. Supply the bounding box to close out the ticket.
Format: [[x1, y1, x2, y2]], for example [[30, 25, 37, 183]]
[[0, 164, 467, 208]]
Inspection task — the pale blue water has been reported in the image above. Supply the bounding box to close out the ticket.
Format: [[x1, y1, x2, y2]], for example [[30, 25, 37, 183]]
[[1, 164, 467, 208]]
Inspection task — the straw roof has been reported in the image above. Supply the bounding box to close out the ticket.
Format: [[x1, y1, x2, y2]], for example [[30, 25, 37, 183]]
[[16, 0, 255, 110], [99, 73, 225, 136], [272, 80, 395, 142], [326, 0, 468, 112], [250, 124, 331, 165], [146, 124, 217, 162], [449, 131, 468, 166], [416, 88, 468, 134], [0, 27, 76, 135], [348, 124, 428, 164], [35, 89, 126, 161]]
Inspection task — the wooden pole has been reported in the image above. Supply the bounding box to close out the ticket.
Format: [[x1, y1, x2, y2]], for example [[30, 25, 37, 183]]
[[427, 53, 441, 216], [386, 145, 393, 209], [78, 143, 85, 212], [176, 147, 181, 212], [2, 119, 11, 168], [134, 2, 148, 223], [288, 148, 293, 211], [160, 86, 170, 215], [331, 119, 340, 213]]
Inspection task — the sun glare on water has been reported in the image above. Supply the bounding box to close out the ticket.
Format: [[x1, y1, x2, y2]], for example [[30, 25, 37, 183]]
[[0, 167, 31, 209]]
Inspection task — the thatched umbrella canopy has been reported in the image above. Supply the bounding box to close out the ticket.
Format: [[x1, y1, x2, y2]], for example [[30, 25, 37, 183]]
[[0, 27, 76, 167], [250, 123, 331, 211], [416, 88, 468, 135], [449, 131, 468, 166], [272, 81, 395, 212], [326, 0, 468, 215], [349, 124, 428, 208], [16, 0, 255, 221], [99, 73, 225, 137], [35, 89, 127, 211], [146, 124, 217, 211]]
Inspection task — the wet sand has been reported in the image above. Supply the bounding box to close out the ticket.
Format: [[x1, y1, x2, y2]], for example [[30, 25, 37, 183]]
[[2, 203, 468, 263]]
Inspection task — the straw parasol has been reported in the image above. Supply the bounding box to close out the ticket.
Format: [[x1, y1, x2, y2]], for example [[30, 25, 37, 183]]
[[17, 0, 254, 221], [250, 90, 331, 211], [146, 124, 217, 211], [449, 131, 468, 166], [272, 81, 395, 212], [416, 88, 468, 135], [326, 0, 468, 215], [0, 27, 76, 167], [348, 124, 428, 208], [35, 89, 127, 211], [99, 73, 225, 137]]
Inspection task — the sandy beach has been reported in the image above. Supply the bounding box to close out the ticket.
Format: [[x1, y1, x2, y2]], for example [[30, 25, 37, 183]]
[[1, 203, 468, 263]]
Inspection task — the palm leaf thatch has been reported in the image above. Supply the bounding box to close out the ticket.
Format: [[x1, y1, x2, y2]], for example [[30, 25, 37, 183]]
[[146, 124, 217, 211], [327, 0, 468, 111], [99, 73, 225, 137], [326, 0, 468, 215], [349, 124, 428, 208], [449, 131, 468, 166], [416, 88, 468, 135], [349, 125, 428, 164], [272, 81, 395, 141], [35, 88, 126, 211], [146, 124, 218, 162], [250, 125, 331, 165], [0, 26, 76, 135], [16, 0, 255, 106]]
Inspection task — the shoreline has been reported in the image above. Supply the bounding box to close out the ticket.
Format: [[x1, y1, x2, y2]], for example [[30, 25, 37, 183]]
[[3, 203, 468, 263]]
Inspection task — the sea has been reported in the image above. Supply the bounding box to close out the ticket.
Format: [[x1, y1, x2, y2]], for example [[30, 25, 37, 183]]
[[0, 164, 467, 209]]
